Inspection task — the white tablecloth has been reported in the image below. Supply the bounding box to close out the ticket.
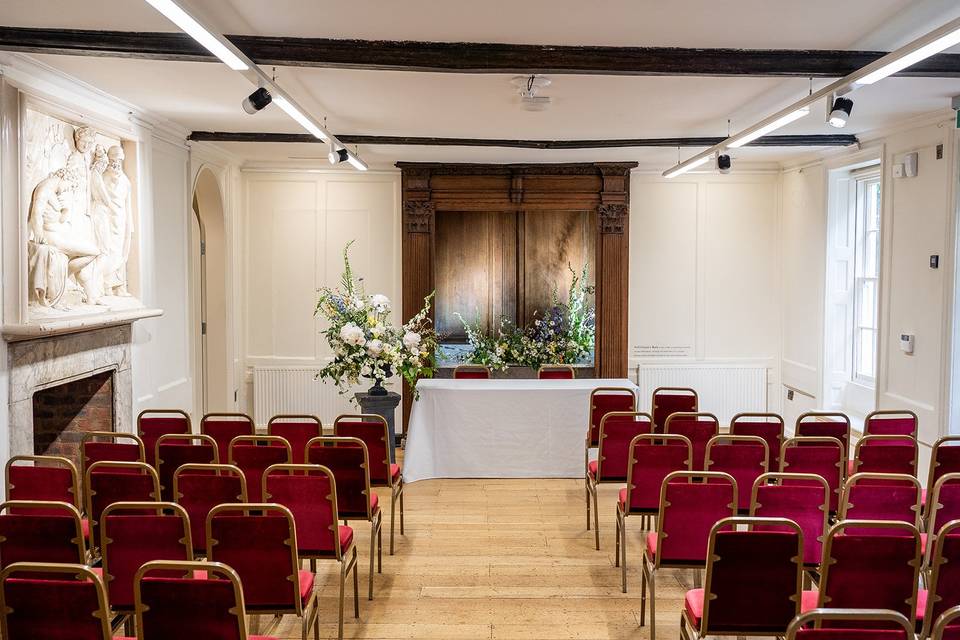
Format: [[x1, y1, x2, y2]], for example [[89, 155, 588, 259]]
[[403, 378, 639, 481]]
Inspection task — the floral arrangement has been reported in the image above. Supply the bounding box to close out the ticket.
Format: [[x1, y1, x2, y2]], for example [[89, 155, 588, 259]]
[[456, 264, 595, 370], [315, 242, 438, 397]]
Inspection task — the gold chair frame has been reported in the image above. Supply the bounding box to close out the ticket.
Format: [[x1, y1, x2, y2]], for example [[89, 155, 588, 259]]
[[263, 463, 359, 640], [779, 436, 846, 512], [172, 463, 248, 505], [850, 434, 919, 477], [705, 434, 770, 512], [749, 472, 830, 572], [4, 454, 81, 511], [925, 473, 960, 572], [268, 414, 325, 438], [452, 364, 491, 378], [921, 518, 960, 639], [795, 411, 852, 458], [785, 608, 914, 639], [864, 408, 919, 436], [838, 472, 923, 530], [79, 431, 145, 478], [730, 412, 785, 459], [932, 604, 960, 640], [83, 461, 161, 554], [928, 436, 960, 505], [0, 500, 86, 565], [651, 386, 698, 429], [537, 364, 576, 378], [585, 387, 637, 529]]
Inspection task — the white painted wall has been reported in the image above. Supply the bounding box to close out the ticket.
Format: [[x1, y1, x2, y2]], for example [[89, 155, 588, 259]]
[[628, 172, 782, 414]]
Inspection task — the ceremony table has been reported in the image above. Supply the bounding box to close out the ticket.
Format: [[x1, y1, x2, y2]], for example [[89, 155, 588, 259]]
[[403, 378, 640, 481]]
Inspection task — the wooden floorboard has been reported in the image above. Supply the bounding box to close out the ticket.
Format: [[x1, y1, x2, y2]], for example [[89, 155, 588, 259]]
[[262, 476, 691, 639]]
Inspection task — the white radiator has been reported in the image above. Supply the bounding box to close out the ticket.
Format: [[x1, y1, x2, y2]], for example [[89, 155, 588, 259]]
[[636, 364, 768, 424], [252, 366, 358, 427]]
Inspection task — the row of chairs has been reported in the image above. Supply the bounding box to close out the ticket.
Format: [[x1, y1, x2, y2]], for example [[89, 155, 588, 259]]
[[452, 364, 576, 379]]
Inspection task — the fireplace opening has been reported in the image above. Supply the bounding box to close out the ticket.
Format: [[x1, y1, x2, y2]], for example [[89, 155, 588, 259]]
[[33, 371, 115, 471]]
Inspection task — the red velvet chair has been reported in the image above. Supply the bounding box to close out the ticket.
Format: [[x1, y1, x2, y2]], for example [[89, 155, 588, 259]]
[[925, 473, 960, 570], [229, 435, 291, 503], [84, 461, 160, 554], [154, 433, 218, 501], [100, 501, 193, 618], [538, 364, 575, 379], [786, 608, 914, 640], [780, 437, 845, 512], [268, 414, 323, 465], [929, 437, 960, 501], [136, 409, 190, 467], [207, 503, 320, 640], [453, 365, 491, 379], [262, 464, 359, 640], [850, 435, 918, 478], [586, 411, 653, 550], [864, 410, 918, 438], [801, 521, 922, 629], [920, 520, 960, 639], [133, 560, 278, 640], [681, 517, 804, 639], [838, 473, 923, 534], [0, 563, 117, 640], [796, 412, 851, 461], [306, 436, 383, 600], [665, 412, 720, 471], [80, 431, 145, 478], [0, 500, 86, 569], [750, 472, 830, 571], [334, 414, 405, 555], [615, 433, 692, 593], [200, 413, 255, 465], [651, 386, 698, 433], [731, 412, 785, 472], [640, 470, 737, 640], [705, 434, 769, 512], [5, 455, 81, 512], [933, 605, 960, 640], [172, 463, 247, 555]]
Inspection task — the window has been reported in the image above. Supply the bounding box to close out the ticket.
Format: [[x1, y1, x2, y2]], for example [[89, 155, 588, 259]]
[[852, 172, 881, 385]]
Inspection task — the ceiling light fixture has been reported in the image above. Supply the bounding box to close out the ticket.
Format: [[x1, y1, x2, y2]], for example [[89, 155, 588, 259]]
[[345, 150, 369, 172], [142, 0, 248, 70], [717, 153, 732, 174], [664, 155, 711, 178], [856, 17, 960, 86], [828, 96, 854, 128], [728, 107, 810, 148], [273, 96, 328, 141], [242, 87, 272, 114], [328, 145, 348, 164]]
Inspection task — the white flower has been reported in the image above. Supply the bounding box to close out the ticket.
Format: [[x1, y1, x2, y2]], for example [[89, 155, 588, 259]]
[[369, 324, 384, 338], [366, 339, 384, 356], [371, 294, 391, 312], [351, 297, 364, 310], [339, 323, 365, 346], [403, 331, 422, 350], [360, 364, 372, 377]]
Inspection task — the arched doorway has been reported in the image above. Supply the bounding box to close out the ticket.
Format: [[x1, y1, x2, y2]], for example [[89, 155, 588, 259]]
[[191, 168, 229, 413]]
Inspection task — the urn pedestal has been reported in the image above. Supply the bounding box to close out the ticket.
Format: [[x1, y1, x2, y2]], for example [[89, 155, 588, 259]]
[[354, 391, 401, 462]]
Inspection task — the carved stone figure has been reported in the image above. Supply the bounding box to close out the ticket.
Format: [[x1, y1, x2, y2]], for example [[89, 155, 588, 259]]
[[95, 146, 133, 296]]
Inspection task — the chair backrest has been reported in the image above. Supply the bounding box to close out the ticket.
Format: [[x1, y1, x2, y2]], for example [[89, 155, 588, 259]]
[[796, 412, 851, 459], [816, 520, 922, 627], [538, 364, 575, 379], [933, 605, 960, 640], [137, 409, 190, 466], [100, 501, 193, 612], [731, 412, 785, 470], [333, 414, 392, 486], [587, 387, 636, 447], [155, 433, 219, 501], [700, 517, 803, 635], [851, 435, 918, 477], [207, 503, 301, 613], [864, 410, 918, 439], [134, 560, 252, 640], [928, 473, 960, 540], [751, 472, 830, 569], [654, 470, 737, 567], [594, 411, 653, 481], [453, 365, 490, 379], [5, 455, 80, 511], [623, 434, 692, 512], [651, 386, 698, 432], [838, 473, 922, 533], [173, 463, 247, 554], [84, 461, 160, 550], [268, 414, 322, 465], [200, 413, 255, 464], [924, 520, 960, 639], [786, 608, 915, 640], [262, 464, 344, 558], [706, 434, 769, 511], [930, 436, 960, 493], [780, 437, 845, 512], [0, 563, 112, 640], [0, 501, 85, 569], [228, 435, 291, 503], [306, 436, 374, 520], [665, 412, 719, 471], [80, 431, 145, 478]]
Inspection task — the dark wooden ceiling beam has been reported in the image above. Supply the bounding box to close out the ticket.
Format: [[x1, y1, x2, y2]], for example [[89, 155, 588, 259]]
[[3, 27, 960, 78], [188, 131, 858, 148]]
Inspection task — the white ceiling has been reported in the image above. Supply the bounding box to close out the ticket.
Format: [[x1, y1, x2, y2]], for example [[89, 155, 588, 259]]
[[5, 0, 960, 168]]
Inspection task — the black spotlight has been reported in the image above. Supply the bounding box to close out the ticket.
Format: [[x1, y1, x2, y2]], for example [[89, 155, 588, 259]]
[[242, 87, 272, 114], [717, 153, 732, 174], [328, 147, 349, 165], [828, 96, 854, 128]]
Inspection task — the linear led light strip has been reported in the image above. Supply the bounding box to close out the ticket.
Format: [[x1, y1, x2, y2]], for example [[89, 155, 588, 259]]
[[663, 14, 960, 178], [143, 0, 367, 170]]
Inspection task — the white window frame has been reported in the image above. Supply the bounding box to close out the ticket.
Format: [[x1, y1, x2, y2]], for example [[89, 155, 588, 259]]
[[851, 169, 881, 386]]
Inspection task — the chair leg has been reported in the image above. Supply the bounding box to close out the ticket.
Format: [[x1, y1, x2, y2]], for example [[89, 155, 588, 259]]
[[338, 560, 347, 640], [369, 520, 377, 601], [649, 569, 657, 640], [640, 558, 648, 627], [390, 487, 397, 556], [614, 510, 621, 567], [592, 483, 600, 550], [585, 475, 591, 531], [353, 547, 360, 618], [378, 520, 383, 573], [398, 480, 405, 535], [620, 513, 628, 594]]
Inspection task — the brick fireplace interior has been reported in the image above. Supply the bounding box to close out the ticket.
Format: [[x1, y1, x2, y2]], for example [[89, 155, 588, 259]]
[[33, 371, 115, 471]]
